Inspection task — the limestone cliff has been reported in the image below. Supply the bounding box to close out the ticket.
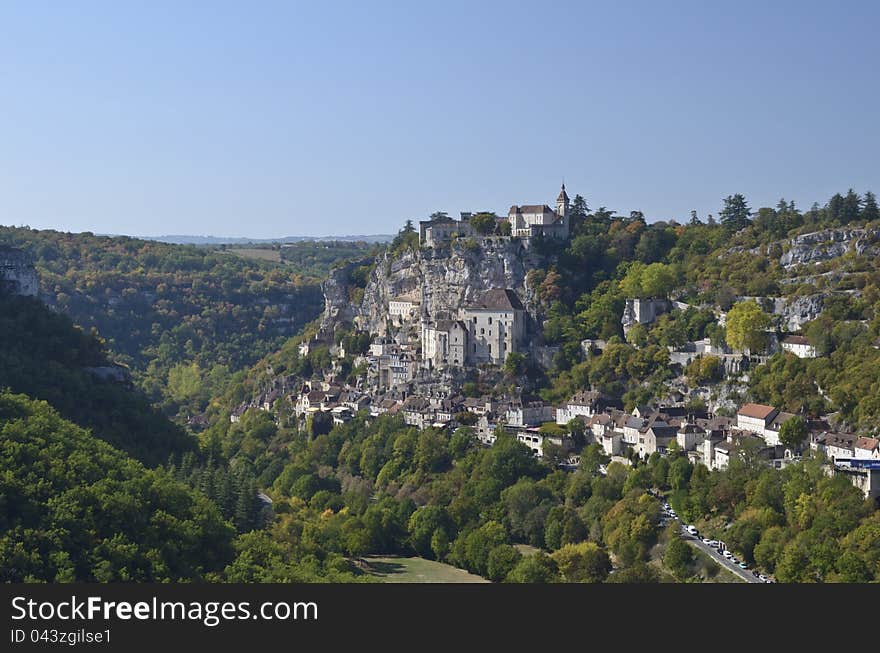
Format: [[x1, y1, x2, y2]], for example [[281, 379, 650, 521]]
[[735, 291, 860, 331], [321, 238, 545, 337], [780, 227, 880, 267], [319, 258, 375, 335], [0, 246, 38, 297]]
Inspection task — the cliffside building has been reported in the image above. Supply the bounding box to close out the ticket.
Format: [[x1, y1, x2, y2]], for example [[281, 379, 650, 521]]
[[507, 184, 570, 239], [418, 185, 571, 246], [461, 288, 526, 365], [421, 288, 526, 368]]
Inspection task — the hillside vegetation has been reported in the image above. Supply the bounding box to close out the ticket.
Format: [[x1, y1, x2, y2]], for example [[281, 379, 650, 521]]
[[0, 227, 336, 417]]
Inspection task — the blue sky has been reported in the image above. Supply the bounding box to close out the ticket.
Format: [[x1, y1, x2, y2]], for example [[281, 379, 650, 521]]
[[1, 1, 878, 238]]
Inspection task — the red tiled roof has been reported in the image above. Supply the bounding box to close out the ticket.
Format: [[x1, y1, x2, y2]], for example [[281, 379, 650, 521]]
[[737, 403, 777, 420]]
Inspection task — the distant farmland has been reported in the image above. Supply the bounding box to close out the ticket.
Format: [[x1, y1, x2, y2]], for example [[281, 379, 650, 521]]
[[222, 247, 282, 263]]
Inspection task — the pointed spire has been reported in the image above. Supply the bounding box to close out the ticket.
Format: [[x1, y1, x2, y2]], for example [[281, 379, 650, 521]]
[[557, 182, 569, 203]]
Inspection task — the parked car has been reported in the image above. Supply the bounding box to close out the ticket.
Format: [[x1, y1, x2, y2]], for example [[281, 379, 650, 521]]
[[722, 550, 733, 559], [701, 537, 712, 545], [738, 562, 748, 569], [758, 574, 768, 582]]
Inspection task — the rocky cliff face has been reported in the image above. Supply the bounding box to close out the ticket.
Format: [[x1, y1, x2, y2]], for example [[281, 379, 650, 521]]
[[321, 239, 545, 336], [735, 291, 861, 331], [319, 258, 374, 335], [780, 227, 880, 267], [0, 246, 38, 297]]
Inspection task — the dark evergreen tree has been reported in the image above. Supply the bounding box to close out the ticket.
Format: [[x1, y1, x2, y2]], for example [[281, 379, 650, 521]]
[[861, 191, 879, 222], [841, 188, 862, 224], [719, 193, 751, 232], [827, 193, 845, 221]]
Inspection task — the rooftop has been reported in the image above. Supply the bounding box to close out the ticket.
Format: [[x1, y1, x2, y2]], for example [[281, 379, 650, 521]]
[[465, 288, 525, 311], [737, 403, 778, 420]]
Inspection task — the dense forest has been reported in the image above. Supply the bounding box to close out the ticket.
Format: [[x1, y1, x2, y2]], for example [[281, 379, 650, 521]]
[[196, 408, 880, 583], [0, 292, 194, 466], [0, 227, 371, 419], [0, 290, 362, 582]]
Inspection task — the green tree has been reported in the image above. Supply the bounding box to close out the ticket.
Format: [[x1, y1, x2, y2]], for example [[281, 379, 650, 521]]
[[503, 351, 527, 376], [640, 263, 677, 298], [407, 506, 453, 559], [778, 415, 807, 449], [861, 191, 879, 222], [841, 189, 862, 224], [470, 212, 498, 235], [719, 193, 751, 232], [551, 541, 611, 583], [505, 552, 560, 583], [725, 301, 771, 353], [487, 544, 521, 582], [663, 531, 693, 580]]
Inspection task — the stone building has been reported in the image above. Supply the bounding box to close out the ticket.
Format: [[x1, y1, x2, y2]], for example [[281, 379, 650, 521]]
[[420, 288, 526, 368], [419, 214, 476, 248], [418, 185, 571, 246], [507, 184, 570, 239], [422, 319, 468, 368], [621, 298, 670, 334], [461, 288, 526, 366], [0, 246, 38, 297]]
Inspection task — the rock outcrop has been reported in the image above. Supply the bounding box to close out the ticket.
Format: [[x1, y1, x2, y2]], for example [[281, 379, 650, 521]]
[[321, 238, 545, 338], [319, 258, 375, 335], [735, 291, 860, 331], [0, 246, 38, 297], [780, 227, 880, 267]]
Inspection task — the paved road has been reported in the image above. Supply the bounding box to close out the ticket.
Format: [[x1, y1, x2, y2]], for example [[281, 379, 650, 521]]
[[677, 529, 763, 583], [653, 494, 767, 584]]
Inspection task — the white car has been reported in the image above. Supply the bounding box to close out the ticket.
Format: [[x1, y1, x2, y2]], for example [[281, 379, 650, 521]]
[[722, 551, 733, 559], [701, 537, 711, 544], [758, 574, 768, 582]]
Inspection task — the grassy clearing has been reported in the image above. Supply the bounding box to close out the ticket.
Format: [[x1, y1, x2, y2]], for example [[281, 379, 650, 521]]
[[513, 543, 542, 556], [222, 247, 282, 263], [361, 555, 489, 583]]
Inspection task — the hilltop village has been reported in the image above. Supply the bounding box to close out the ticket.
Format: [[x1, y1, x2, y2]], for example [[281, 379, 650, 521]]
[[230, 187, 880, 501]]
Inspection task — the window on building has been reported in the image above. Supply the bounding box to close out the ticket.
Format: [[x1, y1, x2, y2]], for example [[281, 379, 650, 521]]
[[502, 343, 507, 351], [480, 328, 485, 335], [488, 317, 492, 324]]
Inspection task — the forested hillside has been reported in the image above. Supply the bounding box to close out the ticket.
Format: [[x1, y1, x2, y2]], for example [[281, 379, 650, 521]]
[[194, 408, 880, 583], [528, 190, 880, 429], [0, 290, 363, 582], [0, 227, 335, 417], [0, 292, 195, 466]]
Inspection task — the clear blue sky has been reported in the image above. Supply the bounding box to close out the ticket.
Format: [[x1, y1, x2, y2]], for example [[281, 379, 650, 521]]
[[1, 1, 878, 238]]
